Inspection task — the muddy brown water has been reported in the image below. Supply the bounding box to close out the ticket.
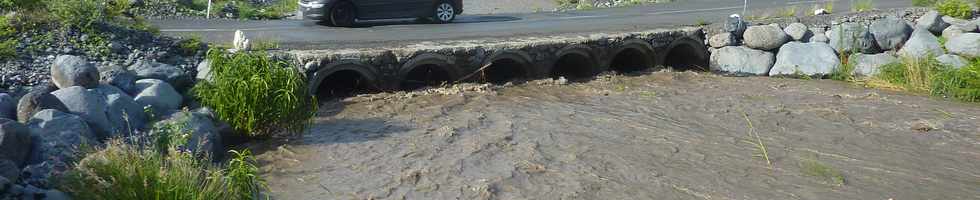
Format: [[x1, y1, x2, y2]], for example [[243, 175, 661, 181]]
[[253, 71, 980, 200]]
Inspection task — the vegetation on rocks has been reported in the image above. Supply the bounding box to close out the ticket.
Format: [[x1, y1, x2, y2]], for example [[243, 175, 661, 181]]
[[935, 0, 975, 19], [871, 56, 980, 102], [193, 49, 317, 138]]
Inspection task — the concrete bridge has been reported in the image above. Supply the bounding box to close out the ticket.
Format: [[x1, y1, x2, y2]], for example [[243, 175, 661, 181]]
[[289, 27, 708, 98]]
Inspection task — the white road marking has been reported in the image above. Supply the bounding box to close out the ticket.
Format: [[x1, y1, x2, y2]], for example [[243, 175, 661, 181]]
[[558, 15, 608, 20], [645, 6, 745, 15]]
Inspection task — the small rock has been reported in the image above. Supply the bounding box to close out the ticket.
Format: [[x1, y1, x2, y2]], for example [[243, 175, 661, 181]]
[[0, 118, 31, 168], [708, 33, 734, 48], [916, 11, 950, 34], [783, 23, 811, 41], [869, 17, 913, 51], [813, 8, 829, 15], [196, 59, 213, 82], [898, 28, 944, 59], [743, 24, 791, 50], [0, 93, 15, 120], [16, 90, 68, 123], [709, 46, 775, 76], [911, 120, 935, 132], [769, 42, 841, 77], [849, 53, 899, 77], [233, 30, 251, 51], [50, 55, 99, 89], [945, 33, 980, 59], [935, 54, 969, 69], [942, 16, 979, 32], [810, 33, 830, 43], [134, 79, 183, 117]]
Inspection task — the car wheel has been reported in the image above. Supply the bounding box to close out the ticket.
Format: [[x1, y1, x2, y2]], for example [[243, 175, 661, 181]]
[[330, 1, 356, 27], [432, 0, 456, 24]]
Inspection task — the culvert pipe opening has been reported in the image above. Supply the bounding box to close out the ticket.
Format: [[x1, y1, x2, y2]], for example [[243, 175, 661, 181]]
[[552, 53, 597, 80], [609, 48, 653, 73], [400, 64, 453, 91], [316, 70, 374, 99], [473, 58, 528, 84], [663, 43, 708, 71]]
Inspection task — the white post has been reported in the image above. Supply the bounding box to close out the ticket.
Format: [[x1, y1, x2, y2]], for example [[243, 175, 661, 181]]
[[742, 0, 747, 16], [207, 0, 213, 19]]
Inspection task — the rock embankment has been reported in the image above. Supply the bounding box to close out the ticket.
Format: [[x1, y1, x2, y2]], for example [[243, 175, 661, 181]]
[[708, 9, 979, 77]]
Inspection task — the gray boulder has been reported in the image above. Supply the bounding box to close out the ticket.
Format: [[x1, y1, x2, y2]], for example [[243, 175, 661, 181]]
[[196, 59, 213, 82], [134, 79, 183, 117], [870, 17, 913, 51], [942, 16, 979, 32], [16, 91, 68, 123], [103, 90, 148, 136], [942, 27, 966, 40], [157, 111, 223, 158], [916, 11, 950, 34], [810, 32, 830, 43], [0, 93, 14, 120], [849, 53, 899, 77], [0, 119, 31, 167], [945, 33, 980, 59], [744, 24, 791, 50], [829, 22, 879, 53], [784, 23, 811, 41], [935, 54, 970, 69], [769, 42, 841, 77], [26, 109, 97, 165], [898, 28, 944, 59], [0, 159, 17, 181], [709, 46, 776, 76], [98, 64, 139, 95], [128, 60, 189, 90], [50, 55, 99, 89], [50, 86, 112, 140], [708, 33, 734, 48]]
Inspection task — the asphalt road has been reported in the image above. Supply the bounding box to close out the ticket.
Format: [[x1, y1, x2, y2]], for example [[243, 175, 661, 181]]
[[153, 0, 912, 50]]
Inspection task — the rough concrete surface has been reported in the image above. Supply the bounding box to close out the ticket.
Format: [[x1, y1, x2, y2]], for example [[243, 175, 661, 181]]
[[253, 71, 980, 200]]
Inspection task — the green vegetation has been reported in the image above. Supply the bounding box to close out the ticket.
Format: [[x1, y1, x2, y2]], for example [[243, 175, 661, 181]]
[[182, 0, 299, 19], [0, 16, 16, 61], [852, 0, 874, 12], [935, 0, 974, 19], [913, 0, 939, 6], [781, 5, 798, 17], [870, 56, 980, 102], [830, 53, 857, 81], [800, 159, 845, 186], [59, 121, 266, 200], [178, 35, 205, 56], [193, 50, 317, 138], [824, 1, 835, 13]]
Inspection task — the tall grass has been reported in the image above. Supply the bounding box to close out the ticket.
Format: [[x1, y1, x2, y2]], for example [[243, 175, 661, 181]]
[[193, 49, 317, 138], [870, 56, 980, 102], [59, 123, 265, 200]]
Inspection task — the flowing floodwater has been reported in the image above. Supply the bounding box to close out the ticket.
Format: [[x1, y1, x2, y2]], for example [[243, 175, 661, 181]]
[[252, 71, 980, 200]]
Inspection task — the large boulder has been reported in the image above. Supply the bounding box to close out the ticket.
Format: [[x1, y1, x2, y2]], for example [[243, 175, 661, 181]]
[[0, 159, 17, 181], [16, 90, 68, 123], [916, 11, 950, 34], [50, 55, 99, 89], [134, 79, 183, 117], [128, 60, 190, 90], [0, 93, 14, 120], [104, 91, 148, 136], [849, 53, 899, 77], [869, 17, 913, 51], [26, 109, 97, 165], [98, 64, 139, 95], [898, 28, 944, 59], [942, 16, 979, 32], [157, 111, 223, 159], [709, 46, 776, 76], [945, 33, 980, 59], [935, 54, 969, 69], [708, 33, 734, 48], [784, 23, 811, 41], [769, 42, 841, 77], [829, 22, 879, 53], [50, 86, 112, 140], [0, 119, 31, 167], [743, 24, 791, 50], [942, 27, 966, 40]]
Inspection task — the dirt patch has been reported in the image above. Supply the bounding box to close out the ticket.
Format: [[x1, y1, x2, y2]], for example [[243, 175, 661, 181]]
[[253, 71, 980, 200]]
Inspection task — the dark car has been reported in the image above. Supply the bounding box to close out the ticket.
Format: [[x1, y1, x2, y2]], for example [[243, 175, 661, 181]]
[[299, 0, 463, 27]]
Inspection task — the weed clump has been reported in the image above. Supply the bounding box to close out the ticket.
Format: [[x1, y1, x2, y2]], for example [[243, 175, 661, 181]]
[[935, 0, 974, 19], [800, 159, 845, 186], [193, 50, 317, 138], [871, 56, 980, 102]]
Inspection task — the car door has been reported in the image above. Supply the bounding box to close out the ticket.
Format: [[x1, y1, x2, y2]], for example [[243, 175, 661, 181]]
[[356, 0, 416, 19]]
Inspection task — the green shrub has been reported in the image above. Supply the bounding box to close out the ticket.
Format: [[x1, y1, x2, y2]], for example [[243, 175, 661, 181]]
[[873, 56, 980, 102], [0, 0, 45, 11], [830, 53, 856, 81], [0, 16, 16, 61], [59, 126, 265, 200], [913, 0, 939, 6], [178, 36, 205, 56], [932, 59, 980, 102], [936, 0, 974, 19], [193, 50, 317, 137]]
